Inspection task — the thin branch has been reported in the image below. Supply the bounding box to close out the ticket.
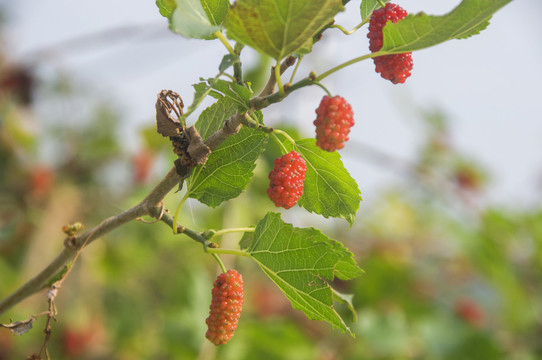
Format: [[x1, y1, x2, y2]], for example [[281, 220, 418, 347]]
[[0, 52, 315, 317], [148, 206, 212, 248], [257, 56, 297, 98], [0, 185, 156, 316], [0, 109, 245, 315], [204, 113, 244, 149], [212, 227, 255, 237], [250, 76, 315, 110], [0, 249, 70, 317]]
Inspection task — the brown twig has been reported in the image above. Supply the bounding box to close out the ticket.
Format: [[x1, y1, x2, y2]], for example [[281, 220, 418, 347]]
[[0, 183, 156, 316], [257, 56, 297, 98], [39, 282, 60, 360], [204, 113, 244, 149], [0, 53, 310, 316], [0, 107, 244, 316]]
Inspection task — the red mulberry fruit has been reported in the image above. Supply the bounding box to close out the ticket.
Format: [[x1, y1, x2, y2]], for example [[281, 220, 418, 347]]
[[267, 151, 306, 209], [205, 270, 244, 345], [313, 95, 354, 152], [368, 3, 413, 84]]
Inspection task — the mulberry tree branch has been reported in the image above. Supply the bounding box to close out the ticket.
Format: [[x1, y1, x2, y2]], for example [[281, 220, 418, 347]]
[[257, 56, 297, 98], [148, 205, 212, 248], [0, 168, 177, 316], [0, 108, 247, 316], [0, 44, 342, 317]]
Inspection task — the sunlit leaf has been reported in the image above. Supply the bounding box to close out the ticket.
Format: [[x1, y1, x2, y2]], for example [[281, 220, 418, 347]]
[[188, 112, 267, 206], [156, 0, 177, 18], [201, 0, 230, 26], [248, 212, 362, 334], [206, 78, 253, 111], [224, 0, 344, 60], [287, 139, 361, 225], [195, 97, 238, 140], [378, 0, 513, 54], [359, 0, 389, 21], [170, 0, 221, 39]]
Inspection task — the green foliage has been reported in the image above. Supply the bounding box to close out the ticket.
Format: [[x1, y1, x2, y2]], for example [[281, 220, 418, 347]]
[[379, 0, 513, 54], [248, 212, 362, 334], [169, 0, 222, 39], [219, 54, 240, 72], [205, 78, 253, 111], [182, 81, 216, 121], [0, 0, 524, 358], [290, 139, 361, 225], [187, 111, 268, 207], [359, 0, 389, 21], [224, 0, 344, 60], [195, 97, 238, 140], [156, 0, 177, 18], [200, 0, 230, 26], [183, 78, 252, 121], [331, 288, 358, 323]]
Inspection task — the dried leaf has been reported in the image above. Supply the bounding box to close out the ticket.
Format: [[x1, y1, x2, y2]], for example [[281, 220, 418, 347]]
[[156, 89, 184, 137], [1, 317, 35, 335], [154, 90, 211, 190]]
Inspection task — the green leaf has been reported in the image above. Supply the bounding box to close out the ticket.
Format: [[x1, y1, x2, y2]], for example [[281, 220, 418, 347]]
[[288, 139, 361, 225], [331, 239, 364, 280], [359, 0, 389, 21], [170, 0, 221, 39], [195, 97, 238, 140], [218, 54, 240, 72], [201, 0, 230, 26], [156, 0, 177, 18], [379, 0, 513, 54], [187, 114, 268, 207], [224, 0, 344, 60], [183, 78, 251, 121], [331, 288, 358, 323], [207, 78, 253, 111], [248, 212, 362, 334], [182, 81, 214, 122], [239, 230, 253, 249], [294, 36, 315, 57]]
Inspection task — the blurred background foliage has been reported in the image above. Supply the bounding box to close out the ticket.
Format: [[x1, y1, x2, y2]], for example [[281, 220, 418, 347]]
[[1, 9, 542, 360]]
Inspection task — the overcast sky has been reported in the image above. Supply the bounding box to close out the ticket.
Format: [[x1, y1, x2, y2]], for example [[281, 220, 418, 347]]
[[2, 0, 541, 208]]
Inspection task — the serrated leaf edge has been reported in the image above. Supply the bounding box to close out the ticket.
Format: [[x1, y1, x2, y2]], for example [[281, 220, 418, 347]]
[[295, 141, 361, 225], [254, 258, 353, 334]]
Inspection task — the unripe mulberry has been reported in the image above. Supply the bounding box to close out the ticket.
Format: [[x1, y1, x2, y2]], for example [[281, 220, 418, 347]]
[[205, 270, 244, 345], [313, 95, 354, 152], [368, 3, 413, 84], [267, 151, 306, 209]]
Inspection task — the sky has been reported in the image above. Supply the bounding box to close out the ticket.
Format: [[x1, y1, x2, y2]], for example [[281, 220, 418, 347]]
[[1, 0, 541, 209]]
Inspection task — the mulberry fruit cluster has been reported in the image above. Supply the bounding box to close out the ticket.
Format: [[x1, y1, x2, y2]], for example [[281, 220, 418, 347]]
[[313, 95, 354, 152], [368, 3, 413, 84], [267, 151, 306, 209], [205, 270, 244, 345]]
